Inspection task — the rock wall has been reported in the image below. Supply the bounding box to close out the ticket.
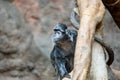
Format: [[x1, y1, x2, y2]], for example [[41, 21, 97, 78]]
[[0, 0, 56, 80]]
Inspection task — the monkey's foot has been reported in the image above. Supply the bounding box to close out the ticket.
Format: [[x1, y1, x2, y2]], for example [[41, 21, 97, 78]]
[[64, 73, 71, 79]]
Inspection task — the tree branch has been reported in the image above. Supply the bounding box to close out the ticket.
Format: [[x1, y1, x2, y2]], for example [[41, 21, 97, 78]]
[[72, 0, 105, 80]]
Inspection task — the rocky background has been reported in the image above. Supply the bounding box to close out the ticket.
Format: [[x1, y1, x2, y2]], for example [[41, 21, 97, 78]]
[[0, 0, 119, 80]]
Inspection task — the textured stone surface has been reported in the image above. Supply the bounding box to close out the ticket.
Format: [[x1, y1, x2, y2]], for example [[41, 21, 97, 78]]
[[0, 0, 41, 80]]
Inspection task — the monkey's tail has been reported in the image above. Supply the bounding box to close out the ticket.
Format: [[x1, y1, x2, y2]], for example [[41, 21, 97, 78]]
[[70, 10, 79, 30], [105, 46, 114, 66]]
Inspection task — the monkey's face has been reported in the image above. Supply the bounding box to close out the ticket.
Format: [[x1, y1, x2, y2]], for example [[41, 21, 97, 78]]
[[53, 29, 68, 44]]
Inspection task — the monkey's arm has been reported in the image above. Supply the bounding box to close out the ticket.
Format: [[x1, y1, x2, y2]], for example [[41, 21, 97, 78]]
[[70, 9, 114, 66]]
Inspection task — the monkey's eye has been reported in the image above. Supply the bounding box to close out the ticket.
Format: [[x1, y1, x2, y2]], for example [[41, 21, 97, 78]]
[[61, 32, 65, 34], [55, 31, 65, 35]]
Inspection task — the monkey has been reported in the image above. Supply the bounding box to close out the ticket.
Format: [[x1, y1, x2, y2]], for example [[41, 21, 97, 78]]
[[50, 23, 114, 80], [70, 3, 114, 66], [50, 23, 77, 80]]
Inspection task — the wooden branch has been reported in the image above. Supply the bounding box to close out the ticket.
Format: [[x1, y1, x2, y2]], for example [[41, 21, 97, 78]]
[[72, 0, 105, 80], [62, 41, 108, 80]]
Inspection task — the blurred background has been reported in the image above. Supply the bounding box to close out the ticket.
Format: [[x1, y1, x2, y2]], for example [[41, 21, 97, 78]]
[[0, 0, 119, 80]]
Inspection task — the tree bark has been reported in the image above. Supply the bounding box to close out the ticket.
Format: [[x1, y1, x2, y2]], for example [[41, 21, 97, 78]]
[[72, 0, 105, 80]]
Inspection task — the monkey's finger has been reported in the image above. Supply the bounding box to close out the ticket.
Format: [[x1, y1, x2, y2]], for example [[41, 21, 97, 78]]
[[62, 71, 73, 80]]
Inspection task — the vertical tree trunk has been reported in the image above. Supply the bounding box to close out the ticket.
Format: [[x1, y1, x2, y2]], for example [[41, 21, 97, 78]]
[[72, 0, 105, 80]]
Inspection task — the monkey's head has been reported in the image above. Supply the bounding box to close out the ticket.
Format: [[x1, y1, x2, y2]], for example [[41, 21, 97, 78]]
[[52, 23, 69, 44]]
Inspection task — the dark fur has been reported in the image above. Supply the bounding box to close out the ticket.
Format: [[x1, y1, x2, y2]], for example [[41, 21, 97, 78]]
[[50, 22, 114, 80], [50, 23, 77, 79]]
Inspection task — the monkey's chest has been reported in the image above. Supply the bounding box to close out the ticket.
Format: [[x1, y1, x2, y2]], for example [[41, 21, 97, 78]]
[[61, 43, 74, 56]]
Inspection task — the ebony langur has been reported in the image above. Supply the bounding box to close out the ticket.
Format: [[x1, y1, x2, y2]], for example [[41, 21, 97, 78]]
[[50, 23, 114, 80], [50, 23, 77, 79]]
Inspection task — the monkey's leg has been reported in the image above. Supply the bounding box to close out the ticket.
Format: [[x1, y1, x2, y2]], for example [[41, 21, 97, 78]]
[[51, 51, 70, 79], [55, 58, 70, 79]]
